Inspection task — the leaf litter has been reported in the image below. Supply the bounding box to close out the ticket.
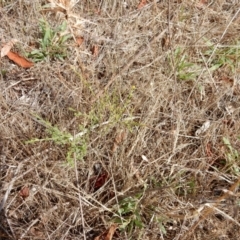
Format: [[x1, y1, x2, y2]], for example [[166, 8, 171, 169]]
[[1, 1, 240, 240]]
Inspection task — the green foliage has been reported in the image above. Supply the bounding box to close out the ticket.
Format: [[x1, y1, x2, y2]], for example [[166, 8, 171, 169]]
[[204, 40, 240, 72], [113, 196, 144, 234], [223, 137, 240, 175], [27, 19, 71, 62], [173, 47, 200, 81], [0, 69, 7, 77], [26, 116, 87, 165]]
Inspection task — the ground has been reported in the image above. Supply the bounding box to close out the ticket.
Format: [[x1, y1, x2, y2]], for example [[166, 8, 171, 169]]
[[1, 0, 240, 239]]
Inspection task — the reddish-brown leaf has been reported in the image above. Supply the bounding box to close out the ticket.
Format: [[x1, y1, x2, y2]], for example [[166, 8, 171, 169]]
[[94, 224, 118, 240], [7, 51, 34, 68], [76, 36, 84, 46], [137, 0, 147, 9], [90, 172, 108, 192], [19, 186, 29, 199]]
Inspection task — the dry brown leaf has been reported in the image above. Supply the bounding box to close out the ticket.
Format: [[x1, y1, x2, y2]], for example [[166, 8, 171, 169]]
[[137, 0, 147, 9], [112, 130, 127, 152], [105, 224, 117, 240], [1, 39, 18, 57], [115, 131, 127, 144], [7, 51, 34, 68], [76, 36, 84, 46], [94, 224, 118, 240], [19, 186, 29, 199]]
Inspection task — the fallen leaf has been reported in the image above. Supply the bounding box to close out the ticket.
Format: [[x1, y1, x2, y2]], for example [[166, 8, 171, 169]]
[[115, 131, 127, 145], [220, 76, 233, 87], [195, 120, 211, 136], [112, 130, 127, 152], [1, 39, 18, 57], [76, 36, 84, 46], [105, 224, 117, 240], [90, 172, 108, 192], [19, 186, 29, 199], [137, 0, 147, 9], [94, 224, 118, 240], [7, 51, 34, 68]]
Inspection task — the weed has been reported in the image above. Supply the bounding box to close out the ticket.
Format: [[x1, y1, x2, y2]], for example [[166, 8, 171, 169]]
[[25, 89, 137, 165], [26, 115, 87, 165], [27, 19, 71, 62], [173, 47, 200, 81], [223, 137, 240, 175], [204, 40, 240, 72], [113, 195, 144, 234]]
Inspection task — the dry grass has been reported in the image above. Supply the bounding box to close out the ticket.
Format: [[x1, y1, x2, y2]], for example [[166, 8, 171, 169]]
[[1, 0, 240, 239]]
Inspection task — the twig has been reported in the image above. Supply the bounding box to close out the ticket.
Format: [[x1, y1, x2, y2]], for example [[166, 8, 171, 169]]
[[92, 28, 167, 102]]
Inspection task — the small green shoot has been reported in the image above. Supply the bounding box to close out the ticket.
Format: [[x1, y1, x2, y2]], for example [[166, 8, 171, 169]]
[[113, 196, 144, 234], [26, 116, 87, 165], [174, 47, 200, 81], [204, 40, 240, 72], [223, 137, 240, 175], [27, 19, 71, 62]]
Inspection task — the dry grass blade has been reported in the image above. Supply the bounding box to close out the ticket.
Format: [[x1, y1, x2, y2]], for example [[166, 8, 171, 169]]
[[0, 163, 22, 212], [92, 28, 167, 102], [182, 176, 240, 240], [1, 1, 240, 239]]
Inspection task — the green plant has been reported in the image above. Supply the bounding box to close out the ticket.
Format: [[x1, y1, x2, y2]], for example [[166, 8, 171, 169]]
[[223, 137, 240, 175], [204, 40, 240, 72], [173, 47, 200, 81], [26, 115, 87, 165], [27, 19, 71, 62], [113, 195, 144, 234]]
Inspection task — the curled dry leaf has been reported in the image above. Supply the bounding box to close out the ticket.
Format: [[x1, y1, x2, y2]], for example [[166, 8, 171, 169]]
[[137, 0, 147, 9], [19, 186, 29, 199], [1, 39, 18, 57], [7, 51, 34, 68], [94, 224, 118, 240], [112, 130, 127, 152], [90, 172, 108, 192]]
